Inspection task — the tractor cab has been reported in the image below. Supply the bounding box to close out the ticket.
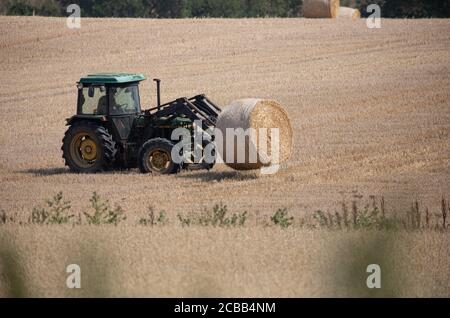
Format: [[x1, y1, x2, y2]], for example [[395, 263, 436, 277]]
[[74, 73, 146, 142], [77, 73, 145, 116]]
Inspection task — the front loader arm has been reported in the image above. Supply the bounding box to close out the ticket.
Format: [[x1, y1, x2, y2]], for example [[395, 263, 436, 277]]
[[148, 95, 221, 130]]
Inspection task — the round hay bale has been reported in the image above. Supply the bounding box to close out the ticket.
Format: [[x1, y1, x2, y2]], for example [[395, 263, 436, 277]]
[[338, 7, 361, 19], [302, 0, 340, 18], [215, 99, 293, 171]]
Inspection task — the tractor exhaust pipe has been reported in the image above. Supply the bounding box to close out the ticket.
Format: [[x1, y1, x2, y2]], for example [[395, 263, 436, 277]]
[[153, 78, 161, 111]]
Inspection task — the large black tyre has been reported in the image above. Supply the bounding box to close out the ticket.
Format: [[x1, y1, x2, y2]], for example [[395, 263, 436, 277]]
[[204, 141, 216, 171], [62, 122, 117, 173], [138, 138, 179, 174]]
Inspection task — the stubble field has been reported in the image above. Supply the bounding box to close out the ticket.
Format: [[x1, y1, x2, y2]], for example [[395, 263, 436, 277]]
[[0, 17, 449, 297]]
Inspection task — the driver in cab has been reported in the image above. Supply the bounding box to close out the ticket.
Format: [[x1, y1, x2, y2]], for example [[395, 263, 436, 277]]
[[110, 87, 136, 114]]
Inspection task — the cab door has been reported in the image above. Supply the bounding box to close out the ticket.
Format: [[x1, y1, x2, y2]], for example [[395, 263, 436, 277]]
[[108, 84, 141, 140]]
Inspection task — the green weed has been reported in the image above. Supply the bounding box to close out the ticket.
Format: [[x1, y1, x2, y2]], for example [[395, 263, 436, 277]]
[[29, 192, 73, 225], [83, 192, 126, 226], [271, 208, 294, 228], [139, 207, 167, 226], [177, 203, 248, 227]]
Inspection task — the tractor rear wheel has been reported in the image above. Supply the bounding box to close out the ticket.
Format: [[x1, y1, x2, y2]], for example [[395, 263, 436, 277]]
[[62, 122, 117, 173], [138, 138, 179, 174]]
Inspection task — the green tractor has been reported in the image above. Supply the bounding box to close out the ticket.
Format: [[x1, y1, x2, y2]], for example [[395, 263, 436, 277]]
[[62, 73, 221, 174]]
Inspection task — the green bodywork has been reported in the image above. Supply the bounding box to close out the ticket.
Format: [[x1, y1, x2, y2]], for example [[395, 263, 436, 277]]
[[153, 116, 192, 126], [79, 73, 146, 85]]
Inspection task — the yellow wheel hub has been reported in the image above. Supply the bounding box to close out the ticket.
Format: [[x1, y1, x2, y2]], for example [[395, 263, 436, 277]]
[[150, 150, 169, 171], [80, 138, 97, 161]]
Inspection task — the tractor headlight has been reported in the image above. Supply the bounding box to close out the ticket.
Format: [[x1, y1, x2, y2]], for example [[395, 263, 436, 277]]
[[77, 83, 83, 90]]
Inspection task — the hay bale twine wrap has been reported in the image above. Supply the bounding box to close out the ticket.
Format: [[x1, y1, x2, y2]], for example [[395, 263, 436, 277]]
[[302, 0, 340, 18], [215, 99, 293, 171], [339, 7, 361, 19]]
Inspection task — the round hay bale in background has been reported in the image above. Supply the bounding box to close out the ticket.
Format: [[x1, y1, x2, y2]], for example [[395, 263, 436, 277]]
[[215, 99, 293, 171], [302, 0, 340, 18], [339, 7, 361, 19]]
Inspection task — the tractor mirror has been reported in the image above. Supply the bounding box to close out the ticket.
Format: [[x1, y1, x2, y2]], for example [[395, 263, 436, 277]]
[[88, 86, 94, 98]]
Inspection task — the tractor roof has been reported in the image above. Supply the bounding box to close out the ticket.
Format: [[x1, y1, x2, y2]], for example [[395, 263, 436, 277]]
[[79, 73, 146, 85]]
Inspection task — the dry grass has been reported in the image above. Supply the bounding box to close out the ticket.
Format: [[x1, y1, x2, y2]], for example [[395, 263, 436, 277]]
[[0, 17, 449, 297], [0, 17, 448, 217], [0, 226, 448, 297]]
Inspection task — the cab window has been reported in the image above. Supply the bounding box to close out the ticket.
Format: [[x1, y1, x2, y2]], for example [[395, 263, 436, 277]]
[[79, 86, 107, 115], [109, 86, 140, 115]]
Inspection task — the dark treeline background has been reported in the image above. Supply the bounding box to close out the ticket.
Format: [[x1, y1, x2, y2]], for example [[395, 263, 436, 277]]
[[1, 0, 449, 18]]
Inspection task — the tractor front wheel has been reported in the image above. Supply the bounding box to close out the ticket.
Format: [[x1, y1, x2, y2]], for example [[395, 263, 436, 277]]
[[138, 138, 179, 174], [62, 122, 117, 173]]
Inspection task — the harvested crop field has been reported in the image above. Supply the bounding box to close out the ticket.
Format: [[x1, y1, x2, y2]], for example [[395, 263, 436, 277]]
[[0, 17, 449, 297]]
